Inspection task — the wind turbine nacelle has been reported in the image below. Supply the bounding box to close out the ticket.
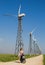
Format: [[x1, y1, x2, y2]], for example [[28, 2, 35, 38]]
[[18, 13, 25, 17], [30, 32, 32, 35]]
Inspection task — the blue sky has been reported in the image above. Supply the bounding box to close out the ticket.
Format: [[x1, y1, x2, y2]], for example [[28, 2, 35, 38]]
[[0, 0, 45, 54]]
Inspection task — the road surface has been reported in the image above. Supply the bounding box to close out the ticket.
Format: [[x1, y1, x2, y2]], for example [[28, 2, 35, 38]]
[[0, 55, 43, 65]]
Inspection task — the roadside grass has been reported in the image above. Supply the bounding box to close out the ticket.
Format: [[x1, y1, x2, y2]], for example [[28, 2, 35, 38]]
[[0, 54, 18, 62], [0, 54, 39, 62], [43, 54, 45, 65], [25, 54, 39, 58]]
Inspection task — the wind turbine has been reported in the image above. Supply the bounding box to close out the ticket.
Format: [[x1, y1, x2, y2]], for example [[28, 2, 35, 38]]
[[29, 28, 36, 55], [33, 37, 42, 55], [3, 5, 25, 55], [15, 5, 25, 54]]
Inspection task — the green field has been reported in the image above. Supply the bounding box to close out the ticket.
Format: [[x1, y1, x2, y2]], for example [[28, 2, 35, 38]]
[[0, 54, 39, 62], [0, 54, 18, 62], [43, 55, 45, 65]]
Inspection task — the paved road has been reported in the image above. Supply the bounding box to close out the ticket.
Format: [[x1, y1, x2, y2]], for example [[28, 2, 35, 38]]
[[0, 55, 43, 65]]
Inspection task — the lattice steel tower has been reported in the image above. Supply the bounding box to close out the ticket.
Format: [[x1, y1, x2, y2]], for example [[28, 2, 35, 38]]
[[15, 5, 25, 54]]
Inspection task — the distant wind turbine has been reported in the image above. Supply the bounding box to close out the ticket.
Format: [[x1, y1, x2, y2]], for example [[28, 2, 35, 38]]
[[29, 28, 36, 55]]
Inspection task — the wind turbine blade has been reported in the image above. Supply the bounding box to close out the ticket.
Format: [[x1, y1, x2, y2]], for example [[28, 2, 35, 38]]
[[31, 27, 37, 34], [3, 14, 17, 17], [18, 4, 21, 15], [32, 35, 37, 41]]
